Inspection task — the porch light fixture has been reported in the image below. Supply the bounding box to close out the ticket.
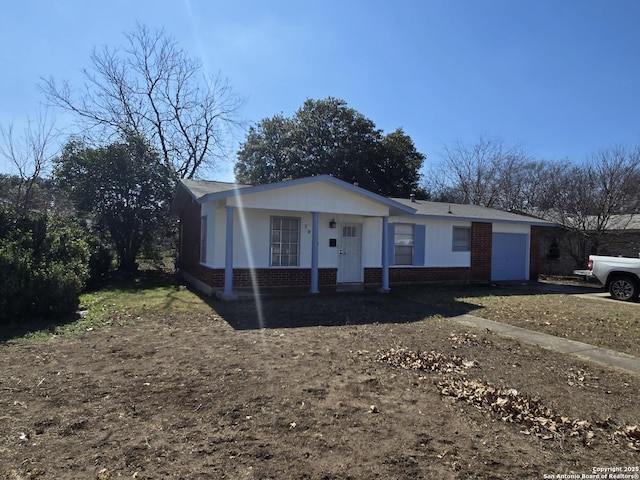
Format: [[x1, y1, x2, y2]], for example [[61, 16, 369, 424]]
[[329, 219, 337, 228]]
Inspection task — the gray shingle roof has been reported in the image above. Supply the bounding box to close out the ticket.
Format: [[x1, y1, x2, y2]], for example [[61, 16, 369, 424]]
[[176, 176, 416, 216], [390, 198, 555, 226], [180, 178, 250, 200], [531, 209, 640, 231], [173, 178, 554, 226], [607, 214, 640, 231]]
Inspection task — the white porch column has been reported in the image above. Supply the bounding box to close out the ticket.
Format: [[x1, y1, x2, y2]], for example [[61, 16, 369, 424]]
[[310, 211, 319, 294], [381, 216, 390, 292], [223, 205, 235, 299]]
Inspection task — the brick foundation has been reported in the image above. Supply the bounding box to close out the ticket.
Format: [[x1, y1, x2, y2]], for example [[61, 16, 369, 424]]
[[364, 267, 474, 285], [194, 265, 480, 290], [233, 268, 337, 288], [185, 267, 338, 289]]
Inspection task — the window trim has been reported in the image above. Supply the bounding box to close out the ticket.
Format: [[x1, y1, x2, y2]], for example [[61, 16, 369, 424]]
[[452, 226, 471, 252], [393, 223, 414, 266], [270, 216, 301, 267]]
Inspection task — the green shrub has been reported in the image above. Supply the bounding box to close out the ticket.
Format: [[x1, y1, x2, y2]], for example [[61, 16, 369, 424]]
[[0, 240, 31, 320], [87, 237, 114, 288], [0, 208, 97, 324]]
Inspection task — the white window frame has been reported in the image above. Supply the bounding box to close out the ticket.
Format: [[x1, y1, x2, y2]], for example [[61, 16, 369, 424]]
[[394, 223, 414, 265], [270, 216, 300, 267], [452, 226, 471, 252]]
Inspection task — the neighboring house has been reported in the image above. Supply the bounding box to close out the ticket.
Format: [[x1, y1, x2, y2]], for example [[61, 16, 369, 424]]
[[538, 213, 640, 275], [170, 175, 554, 298], [600, 215, 640, 257]]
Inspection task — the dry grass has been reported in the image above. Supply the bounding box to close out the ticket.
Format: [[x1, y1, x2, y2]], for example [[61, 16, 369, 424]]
[[2, 277, 639, 479], [402, 283, 640, 357]]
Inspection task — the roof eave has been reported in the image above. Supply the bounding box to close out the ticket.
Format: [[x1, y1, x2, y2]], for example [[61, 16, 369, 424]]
[[397, 212, 555, 226], [197, 175, 417, 215]]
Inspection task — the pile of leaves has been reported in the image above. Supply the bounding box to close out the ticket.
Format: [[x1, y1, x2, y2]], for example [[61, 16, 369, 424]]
[[438, 377, 594, 441], [376, 347, 476, 374], [438, 377, 640, 451], [377, 346, 640, 451], [616, 425, 640, 451], [448, 332, 492, 349], [565, 367, 600, 389]]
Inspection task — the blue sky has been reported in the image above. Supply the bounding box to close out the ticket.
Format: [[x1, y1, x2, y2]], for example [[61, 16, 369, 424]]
[[2, 0, 640, 182]]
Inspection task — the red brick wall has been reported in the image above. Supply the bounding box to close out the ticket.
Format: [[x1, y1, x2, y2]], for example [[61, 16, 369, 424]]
[[178, 199, 208, 283], [191, 267, 225, 288], [178, 200, 231, 288], [365, 267, 473, 285], [471, 222, 492, 282], [363, 268, 381, 284], [182, 263, 338, 290], [232, 268, 337, 288]]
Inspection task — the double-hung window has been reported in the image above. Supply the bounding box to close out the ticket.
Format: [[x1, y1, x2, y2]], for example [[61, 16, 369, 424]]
[[452, 226, 471, 251], [394, 223, 414, 265], [271, 216, 300, 266]]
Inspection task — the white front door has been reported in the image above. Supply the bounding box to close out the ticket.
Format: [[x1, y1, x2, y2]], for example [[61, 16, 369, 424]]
[[337, 223, 363, 283]]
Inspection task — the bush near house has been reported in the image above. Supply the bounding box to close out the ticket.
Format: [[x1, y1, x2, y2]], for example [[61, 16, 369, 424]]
[[0, 207, 112, 324]]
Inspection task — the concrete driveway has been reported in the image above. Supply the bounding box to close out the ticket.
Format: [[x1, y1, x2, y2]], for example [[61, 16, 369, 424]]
[[537, 281, 640, 304], [578, 290, 640, 304]]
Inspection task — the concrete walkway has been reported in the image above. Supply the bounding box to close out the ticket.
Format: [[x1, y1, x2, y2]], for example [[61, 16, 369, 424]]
[[450, 314, 640, 376]]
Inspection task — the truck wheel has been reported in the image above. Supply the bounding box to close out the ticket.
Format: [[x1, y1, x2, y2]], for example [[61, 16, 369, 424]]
[[608, 275, 639, 301]]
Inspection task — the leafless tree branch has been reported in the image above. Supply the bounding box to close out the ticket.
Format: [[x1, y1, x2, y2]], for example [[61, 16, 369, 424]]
[[40, 24, 244, 179], [0, 109, 58, 212]]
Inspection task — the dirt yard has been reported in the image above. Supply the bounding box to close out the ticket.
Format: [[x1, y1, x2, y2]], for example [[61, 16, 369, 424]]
[[1, 282, 639, 479]]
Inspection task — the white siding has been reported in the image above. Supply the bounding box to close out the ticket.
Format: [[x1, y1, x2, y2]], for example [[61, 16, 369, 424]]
[[231, 209, 314, 269], [424, 219, 472, 268], [362, 217, 383, 267], [212, 204, 226, 267], [318, 213, 339, 268], [200, 202, 216, 266], [208, 204, 367, 269], [493, 223, 530, 234], [391, 217, 472, 268], [226, 183, 390, 217], [231, 208, 272, 268], [203, 199, 533, 272]]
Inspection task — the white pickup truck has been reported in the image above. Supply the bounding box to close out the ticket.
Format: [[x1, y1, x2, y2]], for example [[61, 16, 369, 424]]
[[587, 255, 640, 301]]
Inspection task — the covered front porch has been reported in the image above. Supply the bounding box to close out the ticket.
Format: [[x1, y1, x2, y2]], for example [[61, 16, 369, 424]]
[[172, 175, 417, 298], [216, 206, 394, 299]]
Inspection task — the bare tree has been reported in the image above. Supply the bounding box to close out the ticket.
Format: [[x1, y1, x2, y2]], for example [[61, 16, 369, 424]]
[[431, 136, 537, 210], [0, 109, 58, 213], [494, 156, 557, 214], [41, 24, 243, 179], [437, 136, 503, 206], [548, 146, 640, 266], [428, 136, 640, 269]]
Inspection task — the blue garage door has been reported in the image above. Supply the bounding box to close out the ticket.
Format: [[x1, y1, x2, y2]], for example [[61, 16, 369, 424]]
[[491, 233, 528, 281]]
